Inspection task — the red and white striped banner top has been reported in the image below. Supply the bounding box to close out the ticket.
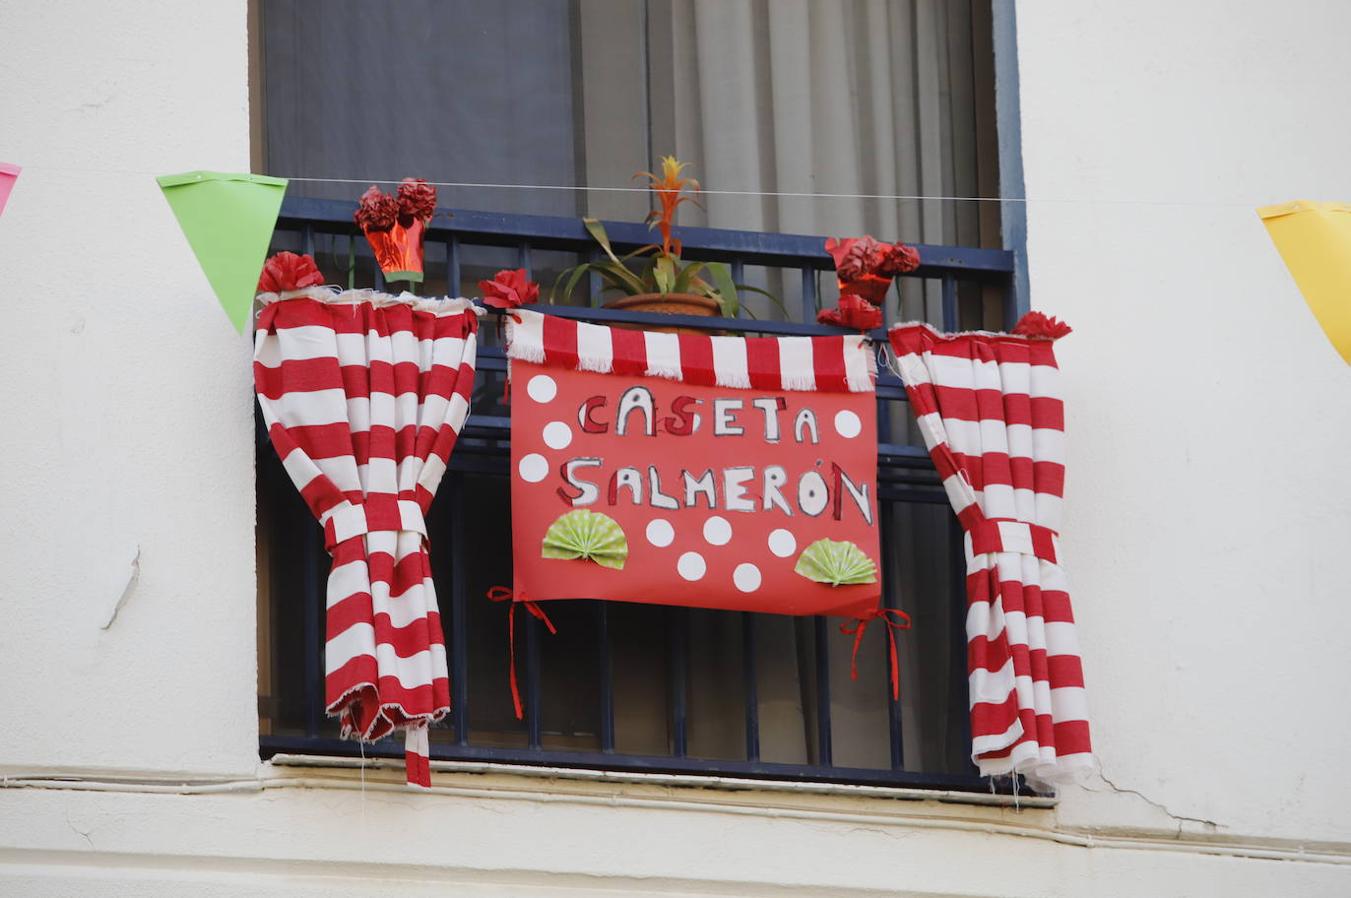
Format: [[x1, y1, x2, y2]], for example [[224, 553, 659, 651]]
[[505, 308, 876, 392], [889, 320, 1093, 784], [254, 287, 481, 787]]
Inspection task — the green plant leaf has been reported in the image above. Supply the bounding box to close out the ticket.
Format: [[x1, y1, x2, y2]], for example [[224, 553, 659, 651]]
[[583, 218, 623, 265], [672, 261, 706, 293], [654, 255, 676, 294], [593, 259, 648, 295], [704, 261, 739, 318], [552, 262, 593, 304], [735, 283, 790, 318], [622, 244, 660, 262]]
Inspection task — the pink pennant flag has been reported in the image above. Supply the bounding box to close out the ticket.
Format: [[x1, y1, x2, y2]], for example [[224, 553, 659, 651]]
[[0, 164, 20, 217]]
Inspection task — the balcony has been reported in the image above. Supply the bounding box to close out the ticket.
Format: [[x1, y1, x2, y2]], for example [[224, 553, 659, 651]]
[[257, 197, 1026, 794]]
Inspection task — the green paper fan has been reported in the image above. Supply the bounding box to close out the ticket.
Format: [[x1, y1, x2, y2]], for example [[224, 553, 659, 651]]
[[794, 539, 877, 587], [541, 509, 629, 570]]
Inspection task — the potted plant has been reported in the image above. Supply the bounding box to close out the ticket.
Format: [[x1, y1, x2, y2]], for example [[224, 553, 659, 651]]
[[554, 156, 764, 323]]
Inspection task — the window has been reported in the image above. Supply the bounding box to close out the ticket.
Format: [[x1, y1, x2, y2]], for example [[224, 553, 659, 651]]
[[254, 0, 1010, 788]]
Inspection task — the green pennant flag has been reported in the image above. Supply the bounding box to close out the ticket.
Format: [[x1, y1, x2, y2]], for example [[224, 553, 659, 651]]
[[157, 171, 288, 332]]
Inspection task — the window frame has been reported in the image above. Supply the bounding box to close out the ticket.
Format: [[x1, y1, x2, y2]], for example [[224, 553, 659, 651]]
[[255, 197, 1020, 794]]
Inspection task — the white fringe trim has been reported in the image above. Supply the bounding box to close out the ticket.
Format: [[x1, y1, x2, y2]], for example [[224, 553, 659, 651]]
[[257, 285, 484, 318], [890, 320, 1019, 341]]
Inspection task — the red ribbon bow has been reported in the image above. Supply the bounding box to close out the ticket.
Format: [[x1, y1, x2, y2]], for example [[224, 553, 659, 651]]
[[840, 607, 913, 701], [486, 586, 558, 720]]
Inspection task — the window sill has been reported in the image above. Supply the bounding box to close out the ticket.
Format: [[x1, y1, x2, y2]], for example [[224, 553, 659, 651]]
[[265, 751, 1056, 811]]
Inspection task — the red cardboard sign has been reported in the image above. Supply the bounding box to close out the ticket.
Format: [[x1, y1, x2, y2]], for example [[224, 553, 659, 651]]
[[510, 359, 881, 617]]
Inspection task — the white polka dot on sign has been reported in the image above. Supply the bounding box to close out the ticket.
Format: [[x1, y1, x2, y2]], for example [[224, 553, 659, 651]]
[[834, 409, 862, 439], [526, 374, 557, 403], [518, 453, 549, 483], [733, 563, 761, 592], [768, 528, 796, 558], [542, 420, 573, 450], [677, 551, 706, 581], [646, 518, 675, 548], [703, 515, 732, 546]]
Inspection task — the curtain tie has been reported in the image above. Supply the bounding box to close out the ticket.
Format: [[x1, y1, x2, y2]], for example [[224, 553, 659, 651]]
[[486, 586, 558, 720], [322, 496, 427, 552], [966, 517, 1060, 565], [841, 607, 912, 701]]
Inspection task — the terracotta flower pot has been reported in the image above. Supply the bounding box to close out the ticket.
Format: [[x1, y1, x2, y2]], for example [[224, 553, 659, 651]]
[[604, 292, 721, 334]]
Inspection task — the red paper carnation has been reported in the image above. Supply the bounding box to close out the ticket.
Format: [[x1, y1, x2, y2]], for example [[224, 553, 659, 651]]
[[479, 268, 540, 310], [1012, 310, 1073, 340], [397, 178, 437, 224], [826, 235, 885, 281], [354, 185, 399, 231], [817, 294, 882, 331], [877, 242, 921, 276], [257, 252, 325, 294]]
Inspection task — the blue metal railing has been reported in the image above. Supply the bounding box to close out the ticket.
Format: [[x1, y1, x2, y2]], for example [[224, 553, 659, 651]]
[[257, 197, 1024, 793]]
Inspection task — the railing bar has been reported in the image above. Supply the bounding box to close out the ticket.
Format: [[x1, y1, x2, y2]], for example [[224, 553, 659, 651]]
[[525, 610, 543, 750], [877, 395, 894, 445], [259, 733, 1021, 793], [800, 267, 817, 325], [814, 616, 832, 767], [277, 197, 1018, 275], [448, 474, 469, 745], [949, 517, 977, 774], [742, 612, 760, 762], [941, 275, 958, 331], [488, 303, 885, 338], [302, 224, 315, 257], [517, 241, 532, 276], [670, 608, 689, 758], [597, 602, 615, 753], [588, 249, 602, 308], [448, 236, 461, 297], [301, 505, 323, 739], [881, 506, 905, 770], [346, 234, 356, 290], [731, 259, 746, 318]]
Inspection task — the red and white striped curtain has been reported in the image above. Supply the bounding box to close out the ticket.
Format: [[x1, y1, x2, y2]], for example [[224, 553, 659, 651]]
[[254, 289, 480, 787], [890, 318, 1092, 784]]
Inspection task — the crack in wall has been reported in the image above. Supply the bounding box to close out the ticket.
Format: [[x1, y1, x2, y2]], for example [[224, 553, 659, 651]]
[[1091, 764, 1222, 837]]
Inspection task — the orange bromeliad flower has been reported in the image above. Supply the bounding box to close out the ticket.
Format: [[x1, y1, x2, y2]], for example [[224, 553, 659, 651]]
[[637, 155, 700, 258]]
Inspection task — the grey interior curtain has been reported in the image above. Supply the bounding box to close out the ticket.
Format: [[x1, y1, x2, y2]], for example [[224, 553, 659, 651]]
[[574, 0, 993, 768]]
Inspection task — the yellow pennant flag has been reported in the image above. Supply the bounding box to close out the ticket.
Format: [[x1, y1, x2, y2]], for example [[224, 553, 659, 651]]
[[1258, 200, 1351, 364]]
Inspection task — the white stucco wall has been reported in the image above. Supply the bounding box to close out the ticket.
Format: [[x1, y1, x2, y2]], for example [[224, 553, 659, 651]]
[[1015, 0, 1351, 848], [0, 1, 1348, 896]]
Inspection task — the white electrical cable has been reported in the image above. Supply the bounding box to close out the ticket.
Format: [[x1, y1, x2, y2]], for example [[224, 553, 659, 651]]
[[19, 164, 1263, 208]]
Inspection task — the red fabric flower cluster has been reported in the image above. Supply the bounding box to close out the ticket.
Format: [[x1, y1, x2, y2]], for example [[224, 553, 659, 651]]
[[1012, 311, 1073, 340], [825, 234, 922, 285], [819, 234, 921, 329], [878, 242, 921, 276], [354, 185, 399, 232], [397, 178, 437, 225], [257, 252, 325, 294], [831, 235, 885, 281], [816, 294, 882, 331], [479, 268, 540, 310]]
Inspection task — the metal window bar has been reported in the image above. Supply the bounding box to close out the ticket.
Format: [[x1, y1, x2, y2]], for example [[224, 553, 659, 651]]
[[258, 197, 1031, 795]]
